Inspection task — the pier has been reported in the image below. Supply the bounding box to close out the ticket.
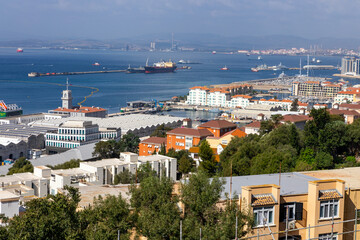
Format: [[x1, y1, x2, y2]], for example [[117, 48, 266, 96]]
[[28, 69, 126, 77]]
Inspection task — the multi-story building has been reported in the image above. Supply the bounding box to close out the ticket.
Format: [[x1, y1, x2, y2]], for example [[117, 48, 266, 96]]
[[259, 98, 293, 111], [166, 128, 213, 152], [341, 56, 360, 76], [207, 89, 230, 107], [292, 81, 342, 98], [229, 95, 253, 108], [186, 84, 253, 107], [334, 88, 360, 104], [198, 120, 237, 138], [45, 120, 121, 154], [186, 86, 209, 106], [139, 136, 166, 156]]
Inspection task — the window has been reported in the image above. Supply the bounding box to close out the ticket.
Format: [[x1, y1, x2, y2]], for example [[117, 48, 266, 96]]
[[254, 207, 274, 227], [280, 202, 303, 222], [319, 233, 337, 240], [320, 200, 339, 219]]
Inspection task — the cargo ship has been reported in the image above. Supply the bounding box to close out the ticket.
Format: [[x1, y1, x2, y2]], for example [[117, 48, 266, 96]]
[[144, 60, 176, 74], [0, 101, 23, 118], [126, 65, 145, 73]]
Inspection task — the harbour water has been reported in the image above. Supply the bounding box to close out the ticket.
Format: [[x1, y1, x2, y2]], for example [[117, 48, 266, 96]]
[[0, 48, 344, 114]]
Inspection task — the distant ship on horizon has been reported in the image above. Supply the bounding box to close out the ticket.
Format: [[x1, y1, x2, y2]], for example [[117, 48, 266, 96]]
[[17, 48, 23, 53]]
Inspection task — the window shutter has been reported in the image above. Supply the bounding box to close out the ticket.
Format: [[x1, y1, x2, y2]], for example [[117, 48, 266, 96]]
[[280, 204, 285, 222], [295, 202, 303, 220]]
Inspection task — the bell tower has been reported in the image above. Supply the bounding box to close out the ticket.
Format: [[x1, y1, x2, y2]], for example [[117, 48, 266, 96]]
[[61, 78, 73, 109]]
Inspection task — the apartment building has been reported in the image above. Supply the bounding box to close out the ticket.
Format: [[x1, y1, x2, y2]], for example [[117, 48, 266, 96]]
[[186, 86, 209, 106], [198, 120, 237, 138], [334, 88, 360, 104], [259, 99, 293, 111], [341, 56, 360, 76], [292, 81, 342, 98], [139, 136, 166, 156], [207, 89, 230, 107], [229, 95, 253, 108], [166, 128, 213, 151], [217, 171, 357, 240]]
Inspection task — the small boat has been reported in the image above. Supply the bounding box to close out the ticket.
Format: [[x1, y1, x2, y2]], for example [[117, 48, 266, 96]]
[[178, 59, 186, 64], [246, 53, 250, 56], [17, 48, 23, 53], [258, 56, 262, 60], [316, 59, 321, 63], [251, 68, 259, 72], [92, 62, 100, 66], [221, 66, 228, 70], [212, 51, 216, 54]]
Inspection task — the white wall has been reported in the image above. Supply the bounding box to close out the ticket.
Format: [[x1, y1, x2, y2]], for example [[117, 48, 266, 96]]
[[0, 200, 19, 218]]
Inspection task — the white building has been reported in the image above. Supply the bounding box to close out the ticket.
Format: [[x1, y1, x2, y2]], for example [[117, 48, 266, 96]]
[[0, 191, 19, 218], [50, 152, 177, 194], [186, 86, 209, 106], [258, 99, 293, 111], [229, 95, 252, 108], [45, 120, 121, 154], [207, 89, 230, 107]]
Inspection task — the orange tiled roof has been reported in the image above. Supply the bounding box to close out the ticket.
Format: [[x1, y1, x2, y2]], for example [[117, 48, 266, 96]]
[[281, 99, 293, 103], [141, 137, 166, 145], [252, 194, 276, 206], [222, 128, 247, 138], [190, 86, 209, 91], [318, 190, 342, 200], [304, 81, 320, 84], [232, 94, 252, 99], [167, 128, 213, 137]]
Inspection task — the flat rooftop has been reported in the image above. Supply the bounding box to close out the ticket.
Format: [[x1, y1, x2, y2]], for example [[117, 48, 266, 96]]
[[52, 168, 91, 177], [0, 190, 19, 200], [302, 167, 360, 189], [81, 158, 124, 168], [221, 172, 319, 200], [138, 154, 175, 162]]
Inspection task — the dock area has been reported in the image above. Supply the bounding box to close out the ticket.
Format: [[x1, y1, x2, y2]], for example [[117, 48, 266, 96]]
[[333, 74, 360, 79], [28, 69, 126, 77]]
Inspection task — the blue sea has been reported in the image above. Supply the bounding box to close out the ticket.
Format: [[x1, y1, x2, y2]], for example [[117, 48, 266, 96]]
[[0, 48, 345, 115]]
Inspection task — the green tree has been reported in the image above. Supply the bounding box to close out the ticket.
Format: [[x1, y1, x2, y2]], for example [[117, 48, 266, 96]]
[[178, 154, 194, 175], [81, 194, 131, 240], [48, 159, 80, 170], [314, 151, 334, 169], [290, 98, 299, 111], [6, 186, 83, 239], [150, 124, 173, 138], [7, 157, 33, 175], [114, 169, 134, 184], [158, 144, 166, 155], [198, 140, 217, 176], [304, 108, 331, 149], [119, 132, 140, 153], [130, 174, 180, 240], [92, 140, 119, 159], [259, 120, 275, 135]]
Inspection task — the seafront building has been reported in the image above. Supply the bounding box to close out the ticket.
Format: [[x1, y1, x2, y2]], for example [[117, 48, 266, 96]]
[[341, 56, 360, 76], [292, 81, 342, 98]]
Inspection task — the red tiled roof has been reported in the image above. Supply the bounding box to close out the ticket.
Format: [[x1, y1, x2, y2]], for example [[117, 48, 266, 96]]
[[339, 103, 360, 110], [190, 86, 209, 90], [198, 120, 237, 129], [329, 109, 360, 116], [167, 128, 213, 137], [141, 137, 166, 145], [281, 114, 311, 123], [244, 121, 261, 129], [52, 106, 106, 113]]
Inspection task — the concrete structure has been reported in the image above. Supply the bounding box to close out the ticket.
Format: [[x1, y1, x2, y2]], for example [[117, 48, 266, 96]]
[[259, 98, 294, 111], [0, 191, 19, 218], [139, 137, 166, 156], [0, 113, 66, 125], [292, 81, 342, 98], [229, 95, 252, 108], [45, 120, 121, 154], [341, 56, 360, 76], [50, 152, 177, 194]]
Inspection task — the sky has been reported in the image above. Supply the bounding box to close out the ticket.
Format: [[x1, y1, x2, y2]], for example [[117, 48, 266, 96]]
[[0, 0, 359, 40]]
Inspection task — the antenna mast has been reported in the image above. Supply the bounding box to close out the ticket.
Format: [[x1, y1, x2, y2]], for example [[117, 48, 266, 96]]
[[66, 78, 69, 90]]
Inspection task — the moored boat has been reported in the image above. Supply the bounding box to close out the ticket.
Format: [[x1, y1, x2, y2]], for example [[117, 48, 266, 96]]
[[144, 60, 177, 74]]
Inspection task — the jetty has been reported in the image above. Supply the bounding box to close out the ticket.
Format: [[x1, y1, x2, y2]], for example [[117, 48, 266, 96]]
[[28, 69, 126, 77]]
